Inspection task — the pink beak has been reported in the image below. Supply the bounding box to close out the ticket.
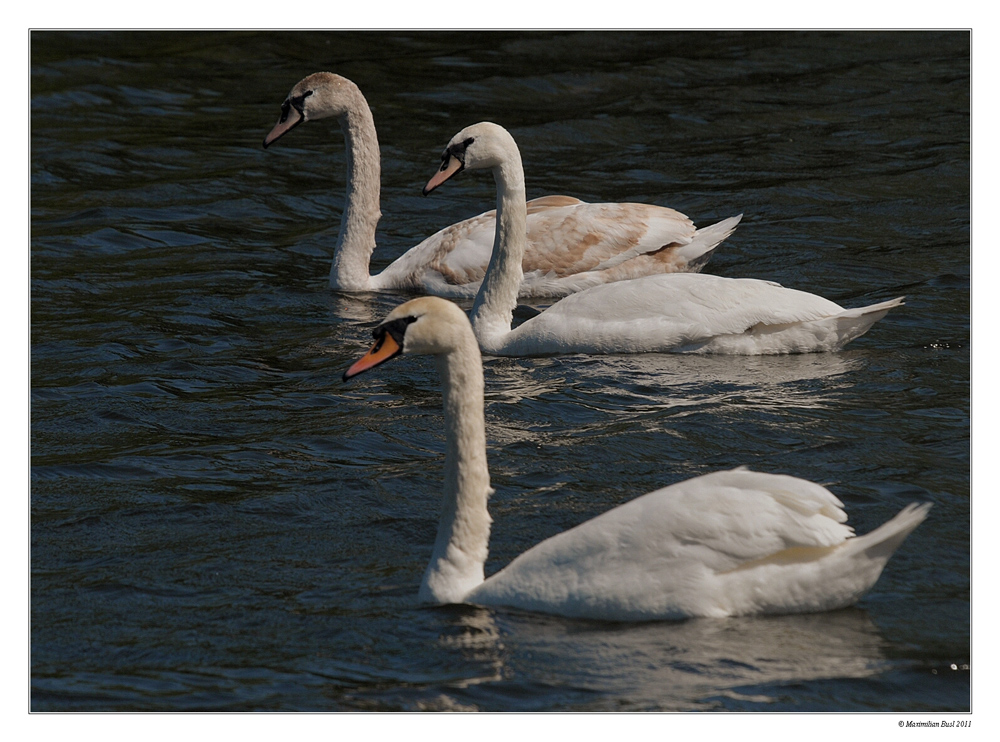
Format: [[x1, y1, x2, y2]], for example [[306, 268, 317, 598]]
[[263, 106, 304, 149], [423, 155, 464, 195]]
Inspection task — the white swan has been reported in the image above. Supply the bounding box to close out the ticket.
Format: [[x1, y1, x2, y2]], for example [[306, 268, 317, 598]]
[[263, 72, 740, 297], [423, 122, 904, 356], [343, 296, 929, 621]]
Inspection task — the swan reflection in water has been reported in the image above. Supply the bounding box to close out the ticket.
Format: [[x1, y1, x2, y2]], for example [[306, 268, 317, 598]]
[[481, 349, 865, 453], [485, 349, 863, 405], [330, 293, 402, 327], [422, 605, 895, 711], [337, 292, 864, 409], [332, 292, 865, 410]]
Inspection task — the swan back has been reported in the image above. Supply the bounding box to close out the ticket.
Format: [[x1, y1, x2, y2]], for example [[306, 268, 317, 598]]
[[470, 468, 927, 620], [468, 468, 852, 619]]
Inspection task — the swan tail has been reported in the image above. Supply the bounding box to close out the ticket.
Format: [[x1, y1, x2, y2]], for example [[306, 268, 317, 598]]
[[836, 296, 906, 320], [842, 502, 931, 563], [733, 502, 931, 616], [677, 214, 743, 271], [823, 296, 905, 350]]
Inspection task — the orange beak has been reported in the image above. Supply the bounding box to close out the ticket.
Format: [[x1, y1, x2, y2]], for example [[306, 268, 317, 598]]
[[343, 331, 403, 381], [423, 155, 464, 195]]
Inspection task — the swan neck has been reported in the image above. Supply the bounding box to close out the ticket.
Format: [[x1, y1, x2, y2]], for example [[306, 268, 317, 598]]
[[469, 158, 526, 352], [419, 339, 493, 604], [329, 101, 381, 291]]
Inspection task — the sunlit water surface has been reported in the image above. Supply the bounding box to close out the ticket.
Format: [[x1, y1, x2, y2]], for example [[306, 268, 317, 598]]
[[31, 31, 969, 711]]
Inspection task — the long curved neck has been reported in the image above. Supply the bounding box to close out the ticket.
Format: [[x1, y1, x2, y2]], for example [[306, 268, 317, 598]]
[[329, 96, 381, 291], [418, 338, 493, 604], [469, 157, 526, 353]]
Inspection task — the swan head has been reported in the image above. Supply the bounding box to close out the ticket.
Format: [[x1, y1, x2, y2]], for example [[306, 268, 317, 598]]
[[423, 122, 519, 195], [263, 72, 365, 148], [343, 297, 476, 380]]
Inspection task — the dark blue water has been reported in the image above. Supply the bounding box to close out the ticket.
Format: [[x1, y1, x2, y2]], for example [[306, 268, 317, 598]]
[[31, 31, 969, 711]]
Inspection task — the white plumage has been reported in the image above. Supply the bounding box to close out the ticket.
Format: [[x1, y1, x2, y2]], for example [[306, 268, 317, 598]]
[[264, 73, 739, 297], [424, 122, 904, 356], [343, 296, 929, 621]]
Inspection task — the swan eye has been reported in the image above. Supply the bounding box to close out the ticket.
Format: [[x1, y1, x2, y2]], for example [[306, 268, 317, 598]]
[[443, 137, 475, 168], [288, 90, 313, 115], [451, 137, 474, 156], [369, 330, 387, 352], [375, 316, 419, 346], [277, 100, 292, 123]]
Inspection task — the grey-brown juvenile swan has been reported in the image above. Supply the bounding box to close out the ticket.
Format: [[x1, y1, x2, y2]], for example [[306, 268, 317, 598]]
[[264, 72, 740, 297]]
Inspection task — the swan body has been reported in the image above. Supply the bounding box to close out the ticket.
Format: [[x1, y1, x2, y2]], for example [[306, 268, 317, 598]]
[[423, 122, 903, 356], [264, 73, 739, 297], [343, 296, 929, 621]]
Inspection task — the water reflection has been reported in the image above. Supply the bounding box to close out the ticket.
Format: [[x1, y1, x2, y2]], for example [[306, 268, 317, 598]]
[[486, 351, 861, 405], [335, 293, 864, 414], [329, 293, 393, 326], [440, 606, 893, 711], [479, 350, 863, 457], [31, 31, 968, 712], [436, 606, 507, 687]]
